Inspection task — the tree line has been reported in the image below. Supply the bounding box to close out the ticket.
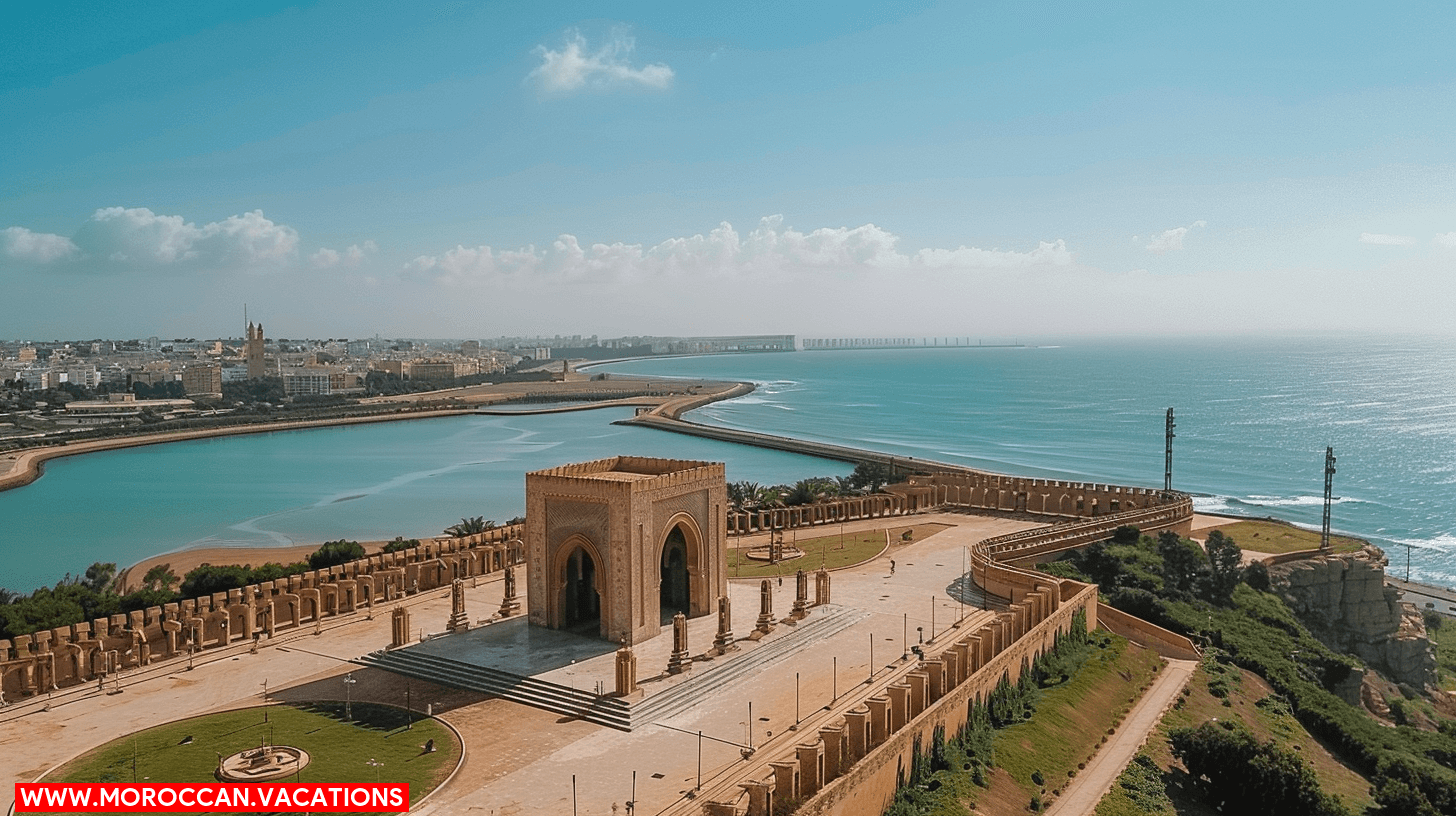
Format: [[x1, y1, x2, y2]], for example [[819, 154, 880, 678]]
[[0, 540, 366, 641]]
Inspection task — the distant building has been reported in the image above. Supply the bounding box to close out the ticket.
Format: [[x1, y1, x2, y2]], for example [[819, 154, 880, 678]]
[[181, 364, 223, 397], [62, 393, 194, 425], [407, 359, 480, 381], [533, 347, 551, 360], [281, 367, 334, 396], [17, 346, 36, 363]]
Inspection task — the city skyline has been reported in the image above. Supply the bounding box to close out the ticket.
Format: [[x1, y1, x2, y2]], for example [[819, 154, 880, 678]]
[[3, 2, 1455, 339]]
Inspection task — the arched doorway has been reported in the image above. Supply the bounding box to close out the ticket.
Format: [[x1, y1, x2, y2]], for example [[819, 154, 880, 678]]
[[563, 546, 601, 633], [660, 525, 691, 624]]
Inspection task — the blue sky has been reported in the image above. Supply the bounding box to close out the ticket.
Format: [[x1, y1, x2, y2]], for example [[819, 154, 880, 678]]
[[3, 1, 1454, 340]]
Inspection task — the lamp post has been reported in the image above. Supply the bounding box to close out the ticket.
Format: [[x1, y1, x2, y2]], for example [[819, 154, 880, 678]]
[[343, 673, 356, 722]]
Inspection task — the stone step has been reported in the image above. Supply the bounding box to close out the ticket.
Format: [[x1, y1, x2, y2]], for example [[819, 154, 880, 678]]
[[356, 604, 869, 731], [355, 650, 631, 730], [628, 604, 869, 727]]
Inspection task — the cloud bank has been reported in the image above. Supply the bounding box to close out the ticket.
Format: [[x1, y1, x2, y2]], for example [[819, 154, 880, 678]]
[[311, 240, 378, 268], [2, 226, 79, 263], [3, 207, 300, 271], [529, 30, 674, 93], [1360, 232, 1415, 246], [404, 215, 1071, 286], [1144, 220, 1206, 254]]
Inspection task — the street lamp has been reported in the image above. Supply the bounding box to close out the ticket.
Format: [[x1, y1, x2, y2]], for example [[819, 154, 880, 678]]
[[366, 758, 383, 782], [343, 673, 357, 721]]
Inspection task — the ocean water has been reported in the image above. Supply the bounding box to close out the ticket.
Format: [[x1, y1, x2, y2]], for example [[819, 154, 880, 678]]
[[598, 336, 1456, 585], [0, 409, 849, 593], [4, 335, 1454, 593]]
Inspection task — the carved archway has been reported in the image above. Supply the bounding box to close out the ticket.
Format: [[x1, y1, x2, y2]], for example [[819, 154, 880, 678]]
[[657, 513, 708, 620], [554, 535, 606, 637]]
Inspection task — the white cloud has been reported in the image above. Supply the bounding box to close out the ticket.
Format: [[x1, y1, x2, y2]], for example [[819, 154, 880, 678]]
[[1, 226, 79, 263], [1434, 232, 1456, 248], [529, 30, 674, 93], [73, 207, 299, 267], [1359, 232, 1414, 246], [311, 240, 378, 268], [1144, 220, 1207, 254], [404, 216, 1071, 286]]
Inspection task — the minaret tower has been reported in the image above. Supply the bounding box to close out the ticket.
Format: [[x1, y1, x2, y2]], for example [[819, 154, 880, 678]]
[[245, 322, 266, 379]]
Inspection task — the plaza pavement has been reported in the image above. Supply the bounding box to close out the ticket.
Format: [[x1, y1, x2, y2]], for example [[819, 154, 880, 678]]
[[3, 512, 1058, 816]]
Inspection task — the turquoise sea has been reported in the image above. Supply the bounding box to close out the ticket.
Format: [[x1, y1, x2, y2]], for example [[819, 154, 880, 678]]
[[0, 410, 850, 593], [3, 335, 1454, 593], [600, 335, 1456, 583]]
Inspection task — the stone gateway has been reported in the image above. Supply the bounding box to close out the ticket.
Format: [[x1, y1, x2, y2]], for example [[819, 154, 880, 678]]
[[524, 456, 728, 644]]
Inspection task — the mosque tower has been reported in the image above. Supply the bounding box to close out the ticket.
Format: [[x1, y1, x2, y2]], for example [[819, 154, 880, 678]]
[[245, 322, 266, 379]]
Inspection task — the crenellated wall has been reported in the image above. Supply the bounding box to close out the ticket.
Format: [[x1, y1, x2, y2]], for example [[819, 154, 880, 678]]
[[691, 479, 1194, 816], [0, 527, 524, 701], [725, 472, 1190, 541]]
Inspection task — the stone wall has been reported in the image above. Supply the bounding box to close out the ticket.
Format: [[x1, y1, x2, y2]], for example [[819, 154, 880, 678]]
[[690, 476, 1195, 815], [1269, 545, 1436, 688], [1097, 604, 1202, 660], [726, 473, 1191, 539], [0, 527, 524, 702]]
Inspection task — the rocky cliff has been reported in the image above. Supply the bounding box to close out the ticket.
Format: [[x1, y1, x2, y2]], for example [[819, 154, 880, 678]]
[[1268, 545, 1437, 689]]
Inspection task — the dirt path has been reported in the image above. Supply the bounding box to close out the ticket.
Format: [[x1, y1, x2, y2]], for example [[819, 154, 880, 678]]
[[1044, 658, 1197, 816]]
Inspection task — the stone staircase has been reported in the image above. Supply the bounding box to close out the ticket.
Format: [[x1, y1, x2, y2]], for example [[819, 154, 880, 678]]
[[354, 604, 869, 731], [947, 574, 1010, 611], [355, 647, 633, 729]]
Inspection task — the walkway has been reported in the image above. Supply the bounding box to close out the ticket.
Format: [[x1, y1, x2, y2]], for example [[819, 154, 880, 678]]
[[1043, 658, 1197, 816]]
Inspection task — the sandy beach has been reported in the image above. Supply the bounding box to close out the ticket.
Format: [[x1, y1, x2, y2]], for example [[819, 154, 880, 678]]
[[115, 537, 419, 593]]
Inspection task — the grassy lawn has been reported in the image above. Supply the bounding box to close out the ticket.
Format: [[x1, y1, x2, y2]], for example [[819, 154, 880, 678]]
[[1203, 519, 1364, 554], [980, 633, 1164, 813], [1094, 657, 1374, 815], [726, 524, 948, 577], [28, 703, 456, 813]]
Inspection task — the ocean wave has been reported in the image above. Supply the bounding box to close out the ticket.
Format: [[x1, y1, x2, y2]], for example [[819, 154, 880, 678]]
[[1192, 496, 1236, 514], [1241, 494, 1364, 507], [1384, 533, 1456, 552]]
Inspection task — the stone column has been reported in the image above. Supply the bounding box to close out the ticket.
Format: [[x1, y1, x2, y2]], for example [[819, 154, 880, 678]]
[[615, 641, 638, 696], [742, 780, 773, 816], [667, 612, 691, 675], [713, 595, 736, 654], [498, 566, 520, 618], [791, 570, 809, 619], [796, 743, 824, 797], [887, 684, 910, 731], [924, 658, 944, 701], [867, 697, 890, 746], [907, 672, 928, 718], [390, 606, 410, 648], [814, 569, 831, 606], [819, 723, 845, 781], [755, 580, 774, 634], [446, 578, 469, 632], [770, 761, 798, 802], [844, 709, 869, 762]]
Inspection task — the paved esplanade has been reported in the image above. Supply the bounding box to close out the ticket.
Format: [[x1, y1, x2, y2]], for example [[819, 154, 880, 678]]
[[0, 513, 1040, 816]]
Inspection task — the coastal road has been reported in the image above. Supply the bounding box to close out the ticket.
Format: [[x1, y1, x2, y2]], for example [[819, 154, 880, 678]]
[[1389, 577, 1456, 617], [1043, 658, 1197, 816]]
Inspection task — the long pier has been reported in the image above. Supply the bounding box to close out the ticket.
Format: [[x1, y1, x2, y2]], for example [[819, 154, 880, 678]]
[[620, 411, 955, 472], [802, 337, 1024, 350]]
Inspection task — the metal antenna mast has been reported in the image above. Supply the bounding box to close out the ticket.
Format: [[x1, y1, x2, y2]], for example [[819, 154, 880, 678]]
[[1164, 408, 1176, 492], [1321, 446, 1336, 551]]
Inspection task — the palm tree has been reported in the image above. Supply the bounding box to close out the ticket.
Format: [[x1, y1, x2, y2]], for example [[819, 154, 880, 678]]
[[444, 516, 495, 536]]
